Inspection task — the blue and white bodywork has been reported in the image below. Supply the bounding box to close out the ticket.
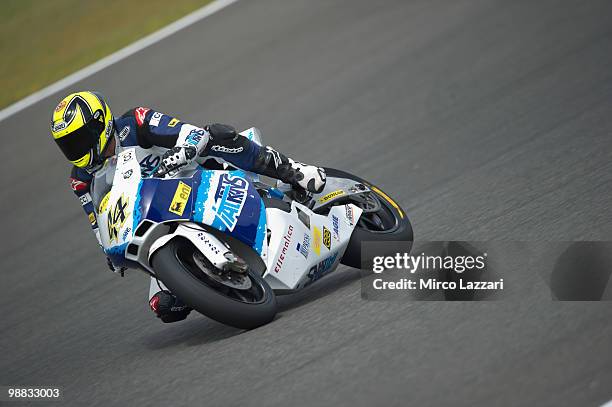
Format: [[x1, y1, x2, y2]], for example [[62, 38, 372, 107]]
[[94, 128, 362, 292]]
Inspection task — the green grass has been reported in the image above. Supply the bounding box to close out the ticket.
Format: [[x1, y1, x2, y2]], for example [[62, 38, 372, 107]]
[[0, 0, 213, 108]]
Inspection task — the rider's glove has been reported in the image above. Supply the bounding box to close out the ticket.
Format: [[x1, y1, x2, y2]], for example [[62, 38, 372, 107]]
[[157, 145, 197, 177], [107, 257, 126, 277]]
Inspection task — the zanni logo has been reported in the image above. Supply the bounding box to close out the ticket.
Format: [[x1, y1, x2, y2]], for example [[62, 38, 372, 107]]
[[107, 194, 130, 243], [213, 174, 248, 231]]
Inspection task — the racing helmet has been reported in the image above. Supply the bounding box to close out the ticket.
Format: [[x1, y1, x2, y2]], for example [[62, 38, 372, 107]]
[[51, 91, 114, 170]]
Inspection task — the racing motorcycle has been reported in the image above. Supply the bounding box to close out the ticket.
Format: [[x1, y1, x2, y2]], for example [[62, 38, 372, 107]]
[[93, 128, 413, 329]]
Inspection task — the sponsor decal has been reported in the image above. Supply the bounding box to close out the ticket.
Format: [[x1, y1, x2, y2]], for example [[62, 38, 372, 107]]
[[169, 181, 191, 216], [213, 173, 248, 231], [331, 215, 340, 240], [122, 169, 133, 179], [55, 100, 67, 113], [308, 252, 339, 282], [296, 233, 310, 258], [118, 126, 130, 141], [70, 178, 88, 192], [197, 232, 221, 255], [139, 154, 160, 178], [122, 227, 132, 241], [265, 146, 282, 167], [186, 129, 205, 146], [99, 192, 110, 213], [345, 205, 355, 226], [105, 118, 113, 139], [274, 225, 294, 273], [121, 151, 133, 163], [88, 212, 96, 225], [318, 190, 345, 204], [134, 107, 150, 126], [168, 118, 179, 127], [149, 112, 163, 127], [313, 226, 322, 255], [323, 226, 332, 250], [211, 145, 244, 154], [52, 121, 67, 132], [107, 194, 130, 243], [79, 193, 92, 206]]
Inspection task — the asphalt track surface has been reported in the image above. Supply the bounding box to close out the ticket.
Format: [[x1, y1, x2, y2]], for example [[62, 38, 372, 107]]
[[2, 0, 612, 405]]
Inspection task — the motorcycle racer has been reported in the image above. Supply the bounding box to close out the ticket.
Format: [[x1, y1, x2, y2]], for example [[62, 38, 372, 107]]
[[50, 91, 326, 323]]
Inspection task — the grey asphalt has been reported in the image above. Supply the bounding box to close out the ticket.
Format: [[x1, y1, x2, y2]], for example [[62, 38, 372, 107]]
[[2, 0, 612, 405]]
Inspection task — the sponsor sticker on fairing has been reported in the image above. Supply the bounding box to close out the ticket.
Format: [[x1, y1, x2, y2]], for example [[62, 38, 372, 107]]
[[332, 215, 340, 240], [345, 205, 355, 226], [296, 233, 310, 258], [169, 181, 191, 216], [274, 225, 294, 272], [121, 151, 134, 164], [323, 226, 332, 250], [308, 252, 339, 281], [99, 192, 110, 213], [212, 174, 249, 231], [313, 226, 322, 255]]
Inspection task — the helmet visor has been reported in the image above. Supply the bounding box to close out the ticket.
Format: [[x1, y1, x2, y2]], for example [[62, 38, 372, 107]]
[[54, 117, 105, 162]]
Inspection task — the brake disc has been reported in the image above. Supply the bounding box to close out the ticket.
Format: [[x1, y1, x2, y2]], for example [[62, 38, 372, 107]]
[[192, 252, 252, 290]]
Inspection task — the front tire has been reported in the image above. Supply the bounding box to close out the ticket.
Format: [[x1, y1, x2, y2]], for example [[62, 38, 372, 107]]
[[323, 168, 413, 269], [151, 239, 277, 330]]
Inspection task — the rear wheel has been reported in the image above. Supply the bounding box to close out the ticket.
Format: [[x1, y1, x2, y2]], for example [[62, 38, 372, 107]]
[[151, 239, 277, 329], [323, 168, 413, 269]]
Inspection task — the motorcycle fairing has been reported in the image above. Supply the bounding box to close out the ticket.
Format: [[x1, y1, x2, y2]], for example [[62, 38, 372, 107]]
[[102, 150, 267, 267]]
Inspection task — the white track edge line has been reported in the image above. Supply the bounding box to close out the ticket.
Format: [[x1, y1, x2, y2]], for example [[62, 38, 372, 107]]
[[0, 0, 240, 123]]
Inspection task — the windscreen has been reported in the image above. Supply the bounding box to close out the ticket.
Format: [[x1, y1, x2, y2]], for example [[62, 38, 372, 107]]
[[90, 157, 117, 213]]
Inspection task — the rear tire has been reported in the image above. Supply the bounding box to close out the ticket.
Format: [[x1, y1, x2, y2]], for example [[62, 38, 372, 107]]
[[323, 168, 413, 269], [151, 239, 277, 330]]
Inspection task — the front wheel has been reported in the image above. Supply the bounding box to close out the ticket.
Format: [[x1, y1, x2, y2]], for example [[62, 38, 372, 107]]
[[151, 239, 277, 330], [323, 168, 413, 269]]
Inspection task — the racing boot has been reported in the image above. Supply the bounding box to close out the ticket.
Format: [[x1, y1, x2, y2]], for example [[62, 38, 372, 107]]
[[149, 291, 192, 323], [255, 146, 326, 193]]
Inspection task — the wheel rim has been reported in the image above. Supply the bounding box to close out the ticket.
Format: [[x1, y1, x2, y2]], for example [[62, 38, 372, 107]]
[[351, 191, 399, 233], [173, 242, 268, 305]]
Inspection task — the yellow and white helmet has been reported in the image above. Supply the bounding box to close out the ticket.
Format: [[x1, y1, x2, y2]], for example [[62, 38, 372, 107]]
[[51, 91, 114, 170]]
